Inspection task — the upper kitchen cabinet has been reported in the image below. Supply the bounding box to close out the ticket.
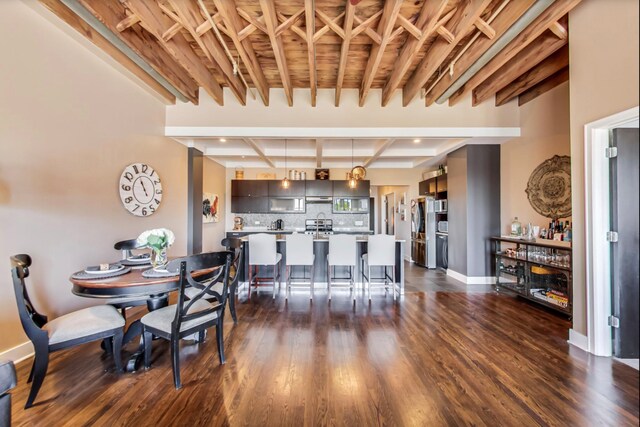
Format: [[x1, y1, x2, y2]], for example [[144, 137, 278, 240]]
[[268, 179, 305, 196], [305, 179, 333, 197], [436, 175, 447, 195], [418, 178, 436, 195], [332, 180, 370, 197], [231, 180, 268, 197], [231, 196, 268, 213]]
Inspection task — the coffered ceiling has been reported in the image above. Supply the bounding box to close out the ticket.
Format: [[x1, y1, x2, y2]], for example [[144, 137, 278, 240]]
[[41, 0, 579, 108], [174, 136, 513, 168]]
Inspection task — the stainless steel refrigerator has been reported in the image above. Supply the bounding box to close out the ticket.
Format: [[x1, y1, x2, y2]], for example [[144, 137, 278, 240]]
[[411, 196, 436, 268]]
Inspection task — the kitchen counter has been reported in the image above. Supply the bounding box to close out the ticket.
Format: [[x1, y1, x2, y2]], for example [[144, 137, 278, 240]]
[[234, 233, 406, 296]]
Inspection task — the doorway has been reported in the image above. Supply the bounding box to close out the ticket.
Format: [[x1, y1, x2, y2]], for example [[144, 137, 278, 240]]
[[583, 106, 639, 357], [610, 128, 639, 359], [384, 193, 395, 235]]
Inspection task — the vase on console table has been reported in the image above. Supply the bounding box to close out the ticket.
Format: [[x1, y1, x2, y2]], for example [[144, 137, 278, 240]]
[[137, 228, 175, 270]]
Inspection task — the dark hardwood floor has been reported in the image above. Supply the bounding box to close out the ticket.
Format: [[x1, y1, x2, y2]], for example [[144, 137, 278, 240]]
[[10, 284, 639, 426]]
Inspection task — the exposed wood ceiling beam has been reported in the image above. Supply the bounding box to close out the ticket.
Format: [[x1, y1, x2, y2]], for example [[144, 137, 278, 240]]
[[39, 0, 177, 104], [448, 0, 582, 106], [259, 0, 293, 106], [77, 0, 199, 104], [364, 139, 396, 168], [396, 14, 421, 40], [124, 0, 224, 105], [335, 0, 355, 107], [518, 66, 569, 106], [213, 0, 270, 106], [549, 21, 568, 40], [424, 0, 535, 106], [381, 0, 449, 106], [495, 45, 569, 106], [315, 10, 346, 39], [116, 13, 139, 31], [473, 25, 567, 106], [436, 23, 455, 43], [316, 139, 323, 168], [313, 11, 345, 42], [236, 8, 267, 39], [242, 138, 275, 168], [352, 11, 382, 44], [305, 0, 317, 106], [359, 0, 403, 107], [403, 0, 491, 106], [168, 0, 246, 105], [277, 12, 307, 41], [474, 17, 495, 39], [276, 9, 305, 37]]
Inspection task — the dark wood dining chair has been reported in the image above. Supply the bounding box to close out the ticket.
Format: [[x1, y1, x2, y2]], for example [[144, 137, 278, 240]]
[[114, 238, 144, 260], [141, 251, 233, 389], [109, 238, 150, 320], [10, 254, 125, 408]]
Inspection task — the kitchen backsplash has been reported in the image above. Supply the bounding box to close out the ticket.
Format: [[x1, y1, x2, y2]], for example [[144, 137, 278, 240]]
[[234, 204, 369, 230]]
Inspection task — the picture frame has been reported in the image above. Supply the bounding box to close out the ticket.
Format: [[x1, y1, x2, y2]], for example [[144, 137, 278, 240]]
[[203, 193, 219, 223], [315, 168, 330, 180]]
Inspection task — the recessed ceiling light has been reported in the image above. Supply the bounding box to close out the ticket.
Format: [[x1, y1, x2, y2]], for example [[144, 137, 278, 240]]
[[413, 139, 421, 143], [219, 138, 226, 142], [242, 155, 245, 158]]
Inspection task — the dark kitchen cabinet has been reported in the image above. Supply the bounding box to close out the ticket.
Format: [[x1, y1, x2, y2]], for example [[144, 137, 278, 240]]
[[268, 179, 305, 196], [332, 180, 370, 197], [418, 178, 436, 195], [231, 180, 268, 197], [305, 179, 333, 196], [436, 175, 447, 195], [231, 196, 268, 213]]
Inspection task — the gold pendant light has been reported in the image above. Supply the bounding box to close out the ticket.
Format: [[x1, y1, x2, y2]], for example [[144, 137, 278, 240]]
[[350, 138, 366, 181], [282, 138, 290, 189], [348, 139, 357, 189]]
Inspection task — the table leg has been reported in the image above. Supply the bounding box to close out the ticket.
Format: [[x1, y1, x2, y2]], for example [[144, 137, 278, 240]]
[[124, 295, 168, 372]]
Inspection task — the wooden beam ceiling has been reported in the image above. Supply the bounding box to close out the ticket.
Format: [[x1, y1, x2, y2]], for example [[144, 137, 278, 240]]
[[518, 66, 569, 106], [448, 0, 582, 106], [41, 0, 583, 109], [402, 0, 493, 106]]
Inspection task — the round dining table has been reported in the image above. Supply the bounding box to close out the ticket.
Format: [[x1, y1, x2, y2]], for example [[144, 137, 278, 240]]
[[70, 262, 218, 371]]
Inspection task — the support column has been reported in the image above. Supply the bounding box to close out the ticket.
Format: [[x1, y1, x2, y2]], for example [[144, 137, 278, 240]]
[[187, 147, 203, 255]]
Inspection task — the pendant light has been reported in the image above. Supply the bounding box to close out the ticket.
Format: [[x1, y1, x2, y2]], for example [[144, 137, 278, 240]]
[[282, 138, 290, 189], [349, 139, 357, 189]]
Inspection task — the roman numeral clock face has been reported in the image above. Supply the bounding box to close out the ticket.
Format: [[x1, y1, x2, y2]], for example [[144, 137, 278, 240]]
[[119, 163, 163, 216]]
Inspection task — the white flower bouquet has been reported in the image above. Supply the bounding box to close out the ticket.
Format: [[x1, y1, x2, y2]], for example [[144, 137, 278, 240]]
[[137, 228, 175, 268]]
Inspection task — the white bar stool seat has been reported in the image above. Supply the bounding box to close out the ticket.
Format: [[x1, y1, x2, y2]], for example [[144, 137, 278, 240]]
[[285, 234, 315, 300], [327, 234, 357, 302], [362, 234, 397, 300], [248, 233, 282, 299]]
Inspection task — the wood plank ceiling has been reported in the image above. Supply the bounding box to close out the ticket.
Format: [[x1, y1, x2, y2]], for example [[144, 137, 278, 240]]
[[41, 0, 580, 108]]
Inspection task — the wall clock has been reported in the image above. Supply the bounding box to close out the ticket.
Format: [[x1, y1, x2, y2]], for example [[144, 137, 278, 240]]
[[119, 163, 162, 216]]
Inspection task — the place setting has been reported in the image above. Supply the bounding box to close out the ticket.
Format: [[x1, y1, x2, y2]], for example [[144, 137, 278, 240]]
[[70, 262, 131, 280]]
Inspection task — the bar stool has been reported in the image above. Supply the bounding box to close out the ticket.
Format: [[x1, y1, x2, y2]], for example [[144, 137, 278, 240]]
[[248, 233, 282, 299], [362, 234, 396, 300], [327, 234, 357, 302], [285, 234, 315, 300]]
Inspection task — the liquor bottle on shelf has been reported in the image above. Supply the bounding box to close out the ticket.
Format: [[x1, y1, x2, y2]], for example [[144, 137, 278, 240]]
[[548, 221, 554, 240], [564, 221, 572, 242], [510, 217, 522, 237]]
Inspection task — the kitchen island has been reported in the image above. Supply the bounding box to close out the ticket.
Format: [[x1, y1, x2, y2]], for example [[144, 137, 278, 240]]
[[227, 232, 405, 296]]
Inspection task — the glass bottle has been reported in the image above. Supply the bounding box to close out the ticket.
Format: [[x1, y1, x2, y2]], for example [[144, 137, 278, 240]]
[[510, 217, 522, 237], [564, 221, 572, 242]]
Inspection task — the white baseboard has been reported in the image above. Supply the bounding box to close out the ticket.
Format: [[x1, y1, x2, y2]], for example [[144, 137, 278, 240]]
[[446, 269, 496, 285], [568, 329, 589, 352], [0, 341, 34, 365]]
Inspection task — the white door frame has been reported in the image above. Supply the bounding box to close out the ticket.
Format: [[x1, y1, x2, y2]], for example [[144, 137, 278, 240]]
[[584, 106, 639, 356]]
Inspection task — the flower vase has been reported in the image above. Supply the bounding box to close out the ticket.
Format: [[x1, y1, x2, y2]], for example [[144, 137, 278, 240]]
[[151, 248, 168, 269]]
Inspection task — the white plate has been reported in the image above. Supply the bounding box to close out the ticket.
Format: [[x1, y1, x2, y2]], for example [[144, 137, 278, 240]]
[[85, 264, 124, 275], [126, 254, 151, 263]]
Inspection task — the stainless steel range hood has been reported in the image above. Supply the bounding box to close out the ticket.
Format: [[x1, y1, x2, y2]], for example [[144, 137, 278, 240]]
[[305, 196, 332, 203]]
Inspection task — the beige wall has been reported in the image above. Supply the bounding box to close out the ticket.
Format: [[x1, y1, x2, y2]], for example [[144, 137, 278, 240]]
[[203, 159, 227, 251], [501, 82, 571, 234], [569, 0, 639, 335], [0, 2, 189, 355]]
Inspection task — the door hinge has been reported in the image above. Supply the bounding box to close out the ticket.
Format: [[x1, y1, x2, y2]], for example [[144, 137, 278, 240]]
[[605, 146, 618, 158], [608, 315, 620, 328], [606, 231, 619, 242]]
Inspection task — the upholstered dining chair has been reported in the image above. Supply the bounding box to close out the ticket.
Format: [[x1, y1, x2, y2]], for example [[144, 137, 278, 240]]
[[10, 254, 125, 408], [184, 238, 243, 323], [361, 234, 397, 300], [142, 251, 233, 389]]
